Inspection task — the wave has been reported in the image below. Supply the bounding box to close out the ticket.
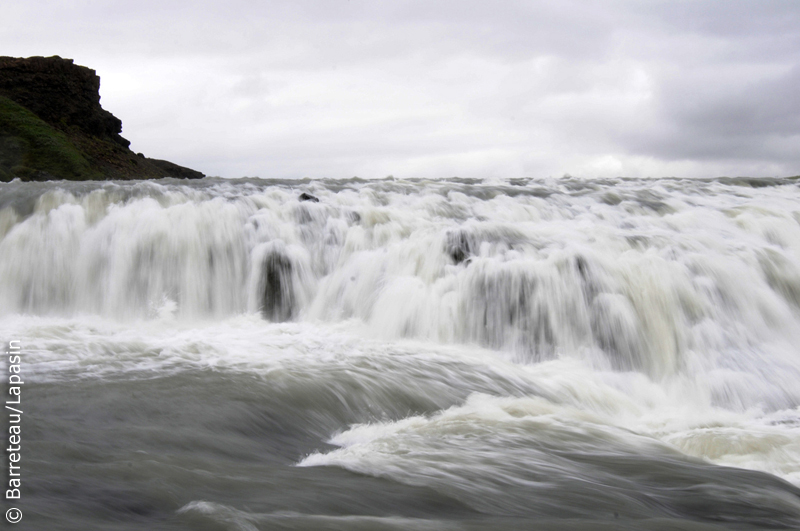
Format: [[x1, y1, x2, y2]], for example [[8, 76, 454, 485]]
[[2, 177, 800, 401]]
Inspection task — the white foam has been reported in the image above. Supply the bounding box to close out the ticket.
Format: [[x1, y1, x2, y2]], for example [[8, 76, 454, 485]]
[[3, 177, 800, 490]]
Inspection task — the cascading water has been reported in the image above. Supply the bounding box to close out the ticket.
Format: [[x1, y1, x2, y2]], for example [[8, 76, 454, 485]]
[[2, 176, 800, 530]]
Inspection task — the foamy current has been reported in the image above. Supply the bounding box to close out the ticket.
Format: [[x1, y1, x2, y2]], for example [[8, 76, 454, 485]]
[[2, 176, 800, 530]]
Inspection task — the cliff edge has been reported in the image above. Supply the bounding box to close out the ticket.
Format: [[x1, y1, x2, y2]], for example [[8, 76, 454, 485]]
[[0, 56, 204, 181]]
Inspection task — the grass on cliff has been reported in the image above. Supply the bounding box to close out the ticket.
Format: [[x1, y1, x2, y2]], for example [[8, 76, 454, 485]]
[[0, 95, 100, 181]]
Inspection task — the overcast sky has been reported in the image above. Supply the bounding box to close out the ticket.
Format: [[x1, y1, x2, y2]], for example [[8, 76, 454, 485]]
[[3, 0, 799, 179]]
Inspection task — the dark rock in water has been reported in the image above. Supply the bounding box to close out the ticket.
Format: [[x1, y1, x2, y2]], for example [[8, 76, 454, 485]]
[[298, 192, 319, 203], [259, 248, 295, 322], [0, 55, 204, 181], [445, 230, 473, 265]]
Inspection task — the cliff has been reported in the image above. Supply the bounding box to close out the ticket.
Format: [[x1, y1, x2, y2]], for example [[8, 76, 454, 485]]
[[0, 56, 204, 181]]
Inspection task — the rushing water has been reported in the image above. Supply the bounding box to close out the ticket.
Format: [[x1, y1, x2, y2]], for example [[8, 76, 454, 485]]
[[2, 176, 800, 530]]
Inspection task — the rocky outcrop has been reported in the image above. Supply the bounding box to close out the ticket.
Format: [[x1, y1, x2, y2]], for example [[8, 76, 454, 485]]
[[0, 55, 128, 147], [0, 56, 204, 181]]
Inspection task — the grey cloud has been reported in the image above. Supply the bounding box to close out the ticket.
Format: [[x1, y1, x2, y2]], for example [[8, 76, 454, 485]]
[[613, 61, 800, 165], [670, 66, 800, 138], [2, 0, 799, 178]]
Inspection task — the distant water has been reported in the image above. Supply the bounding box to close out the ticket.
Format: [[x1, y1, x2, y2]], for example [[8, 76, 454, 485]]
[[2, 176, 800, 530]]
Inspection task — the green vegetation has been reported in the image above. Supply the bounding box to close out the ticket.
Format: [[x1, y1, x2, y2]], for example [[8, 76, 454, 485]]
[[0, 95, 100, 181]]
